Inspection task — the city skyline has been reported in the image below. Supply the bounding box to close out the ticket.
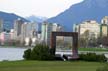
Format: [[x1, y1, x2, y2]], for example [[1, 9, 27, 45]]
[[0, 0, 83, 18]]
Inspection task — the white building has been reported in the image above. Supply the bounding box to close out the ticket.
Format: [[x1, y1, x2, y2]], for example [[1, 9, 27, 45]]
[[100, 16, 108, 37], [21, 22, 38, 46], [101, 16, 108, 25], [74, 20, 100, 38], [10, 29, 14, 40], [41, 22, 63, 46], [0, 32, 11, 45], [13, 18, 24, 40], [13, 18, 38, 46]]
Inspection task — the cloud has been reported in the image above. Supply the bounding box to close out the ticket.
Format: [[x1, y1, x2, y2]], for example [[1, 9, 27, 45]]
[[0, 0, 83, 18]]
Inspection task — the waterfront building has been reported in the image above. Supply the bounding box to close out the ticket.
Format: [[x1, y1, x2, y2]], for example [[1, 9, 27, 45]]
[[13, 18, 24, 40], [0, 19, 3, 33], [0, 32, 11, 45], [101, 16, 108, 24], [74, 20, 100, 38], [21, 22, 38, 46], [10, 29, 14, 40], [41, 22, 53, 45], [100, 16, 108, 37], [13, 18, 38, 46], [41, 22, 63, 46]]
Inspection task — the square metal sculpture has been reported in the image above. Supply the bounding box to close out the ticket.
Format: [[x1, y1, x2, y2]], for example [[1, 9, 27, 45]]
[[50, 32, 79, 59]]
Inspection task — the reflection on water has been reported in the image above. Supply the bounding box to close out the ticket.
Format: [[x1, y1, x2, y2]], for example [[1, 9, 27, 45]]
[[0, 47, 27, 61]]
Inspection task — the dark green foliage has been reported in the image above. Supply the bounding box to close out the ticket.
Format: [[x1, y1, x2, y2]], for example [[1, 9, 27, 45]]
[[96, 54, 107, 62], [96, 66, 108, 71], [23, 49, 31, 60], [97, 36, 108, 47], [79, 53, 107, 62], [49, 48, 55, 55], [23, 44, 54, 60]]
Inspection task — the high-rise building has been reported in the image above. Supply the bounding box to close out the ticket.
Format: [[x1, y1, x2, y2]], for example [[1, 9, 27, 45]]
[[14, 18, 24, 40], [20, 22, 27, 43], [41, 22, 63, 46], [21, 22, 37, 38], [101, 16, 108, 25], [100, 16, 108, 37], [41, 22, 52, 45], [0, 19, 3, 33], [0, 32, 11, 45], [21, 22, 38, 46], [74, 20, 100, 38]]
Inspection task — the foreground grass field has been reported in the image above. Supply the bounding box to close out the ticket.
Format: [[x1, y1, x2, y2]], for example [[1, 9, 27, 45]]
[[0, 61, 106, 71], [79, 47, 108, 51]]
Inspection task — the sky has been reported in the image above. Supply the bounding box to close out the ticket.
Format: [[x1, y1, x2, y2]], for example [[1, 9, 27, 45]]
[[0, 0, 83, 18]]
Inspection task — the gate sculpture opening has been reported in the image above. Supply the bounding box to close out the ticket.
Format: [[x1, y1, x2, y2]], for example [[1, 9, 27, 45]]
[[50, 32, 79, 59]]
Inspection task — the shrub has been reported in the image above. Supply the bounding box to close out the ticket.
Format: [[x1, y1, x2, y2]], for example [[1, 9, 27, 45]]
[[23, 44, 54, 60], [96, 54, 107, 62], [79, 53, 107, 62], [23, 49, 31, 60]]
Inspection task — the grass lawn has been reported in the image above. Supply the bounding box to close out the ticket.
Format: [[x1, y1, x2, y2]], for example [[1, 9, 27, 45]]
[[78, 47, 108, 51], [0, 61, 106, 71]]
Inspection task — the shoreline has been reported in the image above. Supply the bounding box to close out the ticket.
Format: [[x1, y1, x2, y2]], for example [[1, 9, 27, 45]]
[[0, 45, 33, 49]]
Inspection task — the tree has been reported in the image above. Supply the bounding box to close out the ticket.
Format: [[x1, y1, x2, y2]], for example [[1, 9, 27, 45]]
[[88, 37, 97, 47], [79, 37, 87, 47], [97, 36, 108, 47], [80, 30, 90, 48], [23, 49, 31, 60], [23, 44, 54, 60]]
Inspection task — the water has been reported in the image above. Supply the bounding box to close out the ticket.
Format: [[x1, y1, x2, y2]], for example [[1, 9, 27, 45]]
[[0, 47, 27, 61], [0, 47, 108, 61]]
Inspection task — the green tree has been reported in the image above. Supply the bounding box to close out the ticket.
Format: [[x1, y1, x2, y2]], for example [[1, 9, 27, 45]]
[[79, 37, 86, 47], [89, 37, 97, 47], [23, 49, 31, 60], [23, 44, 54, 60], [80, 30, 90, 48], [97, 36, 108, 47]]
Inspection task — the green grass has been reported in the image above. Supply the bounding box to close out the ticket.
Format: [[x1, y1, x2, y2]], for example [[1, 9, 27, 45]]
[[78, 47, 108, 51], [0, 61, 106, 71]]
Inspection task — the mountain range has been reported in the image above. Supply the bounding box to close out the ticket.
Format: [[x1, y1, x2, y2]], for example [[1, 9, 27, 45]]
[[48, 0, 108, 31], [0, 11, 28, 31], [26, 15, 48, 32], [26, 15, 47, 23], [1, 0, 108, 32], [0, 11, 47, 31]]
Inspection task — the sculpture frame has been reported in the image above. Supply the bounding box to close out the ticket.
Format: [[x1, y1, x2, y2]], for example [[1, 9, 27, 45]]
[[50, 32, 79, 59]]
